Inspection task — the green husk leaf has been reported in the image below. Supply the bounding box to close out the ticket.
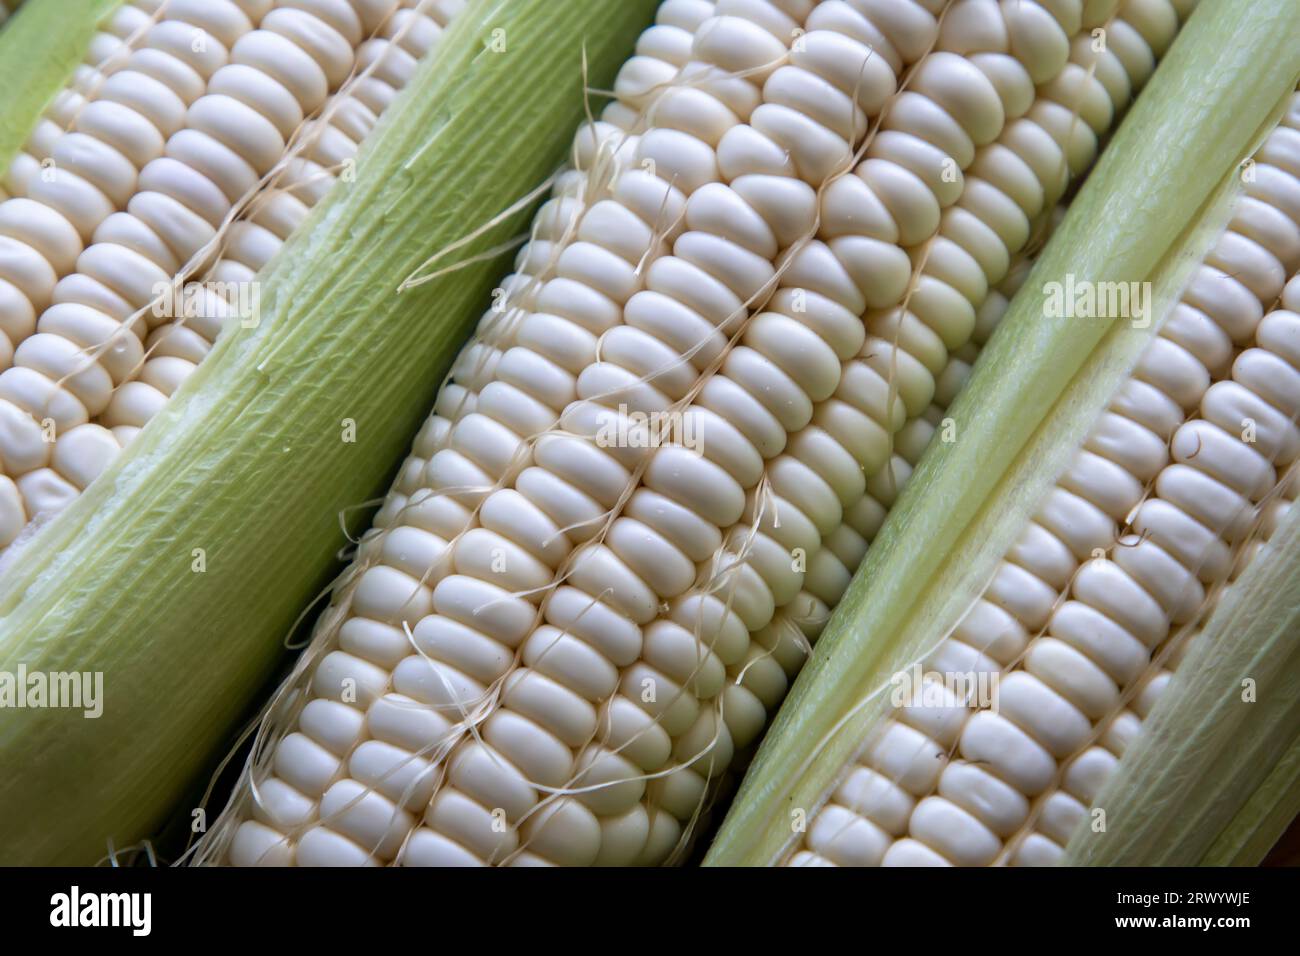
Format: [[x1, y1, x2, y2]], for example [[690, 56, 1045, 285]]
[[0, 0, 124, 169], [1065, 504, 1300, 866], [0, 0, 658, 865], [1200, 737, 1300, 866], [706, 0, 1300, 867]]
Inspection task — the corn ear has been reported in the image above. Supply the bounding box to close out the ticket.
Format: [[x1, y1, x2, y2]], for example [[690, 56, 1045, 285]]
[[706, 0, 1300, 867], [1065, 501, 1300, 865], [0, 0, 124, 169], [0, 0, 659, 865]]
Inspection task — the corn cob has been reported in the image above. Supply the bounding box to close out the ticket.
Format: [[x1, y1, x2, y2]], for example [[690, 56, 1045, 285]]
[[5, 0, 163, 198], [0, 0, 465, 551], [99, 0, 463, 431], [1092, 484, 1300, 866], [1032, 477, 1296, 865], [0, 0, 272, 538], [0, 0, 659, 866], [774, 207, 1300, 867], [189, 0, 1198, 868], [734, 213, 1054, 770], [0, 0, 1288, 870], [692, 226, 1050, 831], [784, 188, 1300, 868], [708, 0, 1300, 866]]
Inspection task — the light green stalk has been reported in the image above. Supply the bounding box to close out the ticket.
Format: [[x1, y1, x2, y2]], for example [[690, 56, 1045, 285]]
[[0, 0, 124, 170], [706, 0, 1300, 867], [0, 0, 658, 865]]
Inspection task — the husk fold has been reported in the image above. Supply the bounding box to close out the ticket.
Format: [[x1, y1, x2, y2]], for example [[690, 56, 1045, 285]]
[[0, 0, 124, 170], [706, 0, 1300, 867], [0, 0, 658, 865]]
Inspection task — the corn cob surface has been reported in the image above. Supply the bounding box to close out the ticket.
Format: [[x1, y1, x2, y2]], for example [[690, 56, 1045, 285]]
[[194, 0, 1201, 867], [0, 0, 662, 866], [0, 0, 465, 552], [786, 114, 1300, 863], [707, 0, 1300, 864], [0, 0, 1292, 871]]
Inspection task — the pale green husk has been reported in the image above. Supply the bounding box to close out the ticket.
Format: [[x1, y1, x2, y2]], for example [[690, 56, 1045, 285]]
[[706, 0, 1300, 867], [1200, 736, 1300, 866], [0, 0, 124, 170], [0, 0, 658, 865]]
